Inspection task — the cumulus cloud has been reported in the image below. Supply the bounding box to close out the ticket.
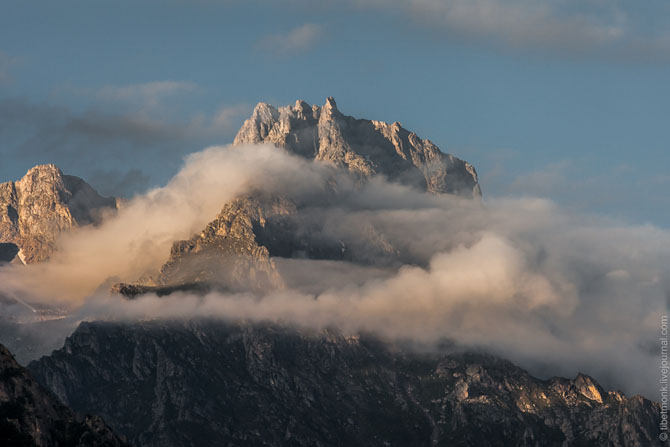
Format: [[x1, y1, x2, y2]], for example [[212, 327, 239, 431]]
[[0, 144, 329, 302], [0, 143, 666, 399], [256, 23, 323, 55]]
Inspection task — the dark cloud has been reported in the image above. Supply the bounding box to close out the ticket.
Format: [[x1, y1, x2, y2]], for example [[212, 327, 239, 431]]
[[0, 98, 189, 161], [87, 168, 152, 198], [0, 96, 246, 196]]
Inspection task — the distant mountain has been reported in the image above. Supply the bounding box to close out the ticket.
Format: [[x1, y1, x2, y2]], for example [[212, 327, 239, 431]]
[[29, 320, 661, 447], [0, 164, 117, 263], [234, 97, 481, 197], [0, 342, 128, 447]]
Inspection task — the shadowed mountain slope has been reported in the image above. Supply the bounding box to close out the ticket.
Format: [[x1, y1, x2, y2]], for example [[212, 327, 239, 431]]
[[30, 320, 661, 447]]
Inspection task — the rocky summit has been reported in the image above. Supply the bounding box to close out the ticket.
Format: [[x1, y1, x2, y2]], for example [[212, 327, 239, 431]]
[[0, 164, 117, 263], [114, 96, 487, 296], [113, 194, 291, 297], [29, 320, 661, 447], [1, 100, 662, 446], [234, 98, 481, 197], [0, 342, 128, 447]]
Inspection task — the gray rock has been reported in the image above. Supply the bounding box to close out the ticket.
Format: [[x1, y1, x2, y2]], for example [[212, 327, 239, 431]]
[[29, 320, 661, 447], [234, 98, 481, 197], [0, 165, 117, 263], [0, 342, 128, 446], [114, 194, 291, 296]]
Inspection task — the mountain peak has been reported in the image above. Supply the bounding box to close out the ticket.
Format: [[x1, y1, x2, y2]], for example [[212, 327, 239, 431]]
[[0, 165, 117, 263], [294, 99, 310, 109], [234, 98, 481, 197], [24, 163, 62, 175], [323, 96, 338, 113], [251, 101, 279, 121], [17, 164, 64, 188]]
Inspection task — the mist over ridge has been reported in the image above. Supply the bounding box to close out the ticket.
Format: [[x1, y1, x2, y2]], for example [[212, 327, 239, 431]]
[[3, 1, 668, 442], [0, 137, 662, 399]]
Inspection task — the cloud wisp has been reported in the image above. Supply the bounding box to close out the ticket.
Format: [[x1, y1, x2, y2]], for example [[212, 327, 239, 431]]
[[0, 143, 666, 399], [349, 0, 670, 59], [256, 23, 324, 55], [0, 90, 252, 196], [0, 51, 14, 82], [94, 80, 197, 115]]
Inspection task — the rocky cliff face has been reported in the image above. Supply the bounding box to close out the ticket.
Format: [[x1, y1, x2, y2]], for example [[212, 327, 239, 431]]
[[112, 191, 404, 297], [30, 320, 661, 447], [156, 195, 290, 292], [234, 98, 481, 197], [0, 165, 117, 263], [0, 342, 128, 447], [113, 194, 291, 297], [113, 99, 482, 296]]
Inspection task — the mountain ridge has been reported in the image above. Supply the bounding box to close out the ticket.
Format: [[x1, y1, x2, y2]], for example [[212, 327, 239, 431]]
[[29, 320, 662, 447], [234, 97, 481, 197], [0, 164, 117, 263], [0, 342, 128, 446]]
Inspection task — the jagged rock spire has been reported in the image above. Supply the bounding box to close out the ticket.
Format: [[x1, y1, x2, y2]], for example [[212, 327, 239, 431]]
[[0, 165, 117, 263], [234, 97, 481, 197]]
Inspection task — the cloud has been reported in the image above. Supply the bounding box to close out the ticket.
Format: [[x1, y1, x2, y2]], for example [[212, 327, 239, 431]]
[[496, 159, 670, 224], [256, 23, 323, 55], [210, 103, 254, 132], [0, 94, 251, 197], [348, 0, 670, 59], [94, 81, 197, 115], [0, 98, 189, 173], [87, 168, 152, 198], [0, 144, 324, 302], [0, 143, 665, 400], [0, 51, 12, 82]]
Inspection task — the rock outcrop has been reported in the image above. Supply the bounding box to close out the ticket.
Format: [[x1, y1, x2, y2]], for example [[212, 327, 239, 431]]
[[0, 242, 22, 265], [113, 195, 291, 296], [158, 195, 291, 291], [0, 342, 128, 447], [114, 98, 482, 297], [29, 320, 661, 447], [0, 165, 117, 263], [112, 191, 405, 297], [234, 98, 481, 197]]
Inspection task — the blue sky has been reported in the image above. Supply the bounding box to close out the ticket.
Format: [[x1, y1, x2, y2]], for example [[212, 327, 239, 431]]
[[1, 0, 669, 225]]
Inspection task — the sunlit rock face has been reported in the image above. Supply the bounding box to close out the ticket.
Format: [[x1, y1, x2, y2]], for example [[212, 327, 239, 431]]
[[0, 164, 117, 263], [29, 320, 661, 447], [0, 343, 128, 446], [234, 97, 481, 197], [156, 195, 290, 291], [112, 194, 292, 297]]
